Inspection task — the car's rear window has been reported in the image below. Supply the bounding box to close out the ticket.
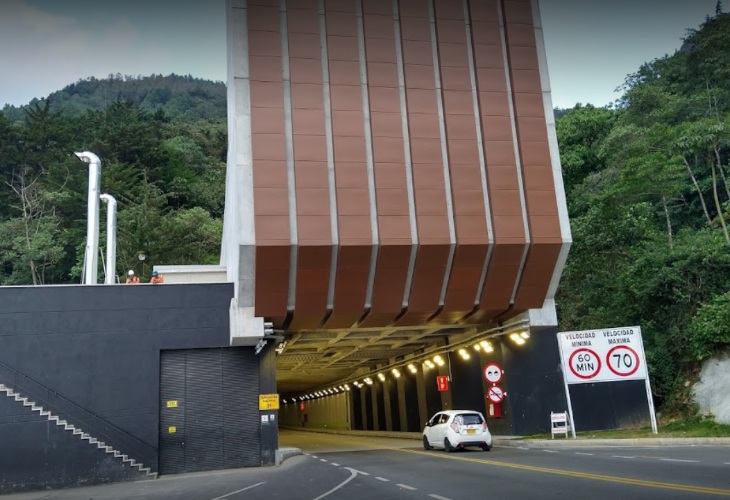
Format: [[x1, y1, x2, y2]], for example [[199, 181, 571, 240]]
[[456, 414, 483, 425]]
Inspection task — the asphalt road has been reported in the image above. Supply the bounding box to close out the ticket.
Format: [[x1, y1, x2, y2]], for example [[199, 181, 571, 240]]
[[5, 430, 730, 499]]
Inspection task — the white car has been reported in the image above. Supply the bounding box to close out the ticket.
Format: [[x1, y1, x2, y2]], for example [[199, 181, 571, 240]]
[[422, 410, 493, 452]]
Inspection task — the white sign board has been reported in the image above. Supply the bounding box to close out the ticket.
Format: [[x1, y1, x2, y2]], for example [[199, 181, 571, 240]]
[[557, 326, 648, 384]]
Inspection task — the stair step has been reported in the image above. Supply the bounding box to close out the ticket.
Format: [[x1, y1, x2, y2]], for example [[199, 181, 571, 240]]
[[55, 420, 68, 426]]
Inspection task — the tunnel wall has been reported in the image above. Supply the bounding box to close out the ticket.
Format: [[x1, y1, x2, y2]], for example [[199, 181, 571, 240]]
[[0, 283, 274, 494]]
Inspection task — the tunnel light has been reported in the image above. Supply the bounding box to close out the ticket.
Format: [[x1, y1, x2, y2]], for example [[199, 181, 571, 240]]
[[365, 377, 373, 385], [391, 368, 401, 378], [520, 331, 530, 339], [282, 399, 288, 404], [407, 363, 418, 374], [480, 340, 494, 352], [377, 373, 386, 382], [473, 344, 481, 351], [458, 348, 470, 360], [433, 355, 445, 367], [510, 333, 526, 345], [345, 384, 351, 391], [425, 360, 435, 369]]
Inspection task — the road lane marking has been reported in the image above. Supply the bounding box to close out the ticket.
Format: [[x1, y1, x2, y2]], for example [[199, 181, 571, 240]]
[[209, 482, 264, 500], [394, 449, 730, 496], [518, 447, 529, 450], [397, 484, 417, 490], [375, 477, 390, 482], [660, 459, 699, 463], [543, 450, 558, 453], [312, 468, 361, 500], [320, 459, 328, 462], [575, 453, 594, 456], [349, 468, 369, 476], [428, 495, 452, 500], [331, 463, 340, 467], [311, 455, 318, 459], [613, 455, 635, 459]]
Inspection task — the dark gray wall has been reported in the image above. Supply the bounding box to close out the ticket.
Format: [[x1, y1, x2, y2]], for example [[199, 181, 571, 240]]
[[0, 283, 250, 493], [502, 327, 568, 435]]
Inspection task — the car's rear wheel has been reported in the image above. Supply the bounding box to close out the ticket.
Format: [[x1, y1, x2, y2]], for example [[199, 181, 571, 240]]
[[444, 438, 454, 453], [481, 444, 492, 451], [423, 436, 432, 450]]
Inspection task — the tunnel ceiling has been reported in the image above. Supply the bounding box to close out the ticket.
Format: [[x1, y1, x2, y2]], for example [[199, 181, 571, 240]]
[[276, 323, 496, 395]]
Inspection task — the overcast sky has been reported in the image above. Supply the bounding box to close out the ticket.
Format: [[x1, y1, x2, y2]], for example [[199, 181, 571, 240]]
[[0, 0, 720, 109]]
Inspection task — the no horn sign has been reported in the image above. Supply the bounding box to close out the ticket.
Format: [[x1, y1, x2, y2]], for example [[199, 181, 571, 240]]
[[557, 326, 648, 384]]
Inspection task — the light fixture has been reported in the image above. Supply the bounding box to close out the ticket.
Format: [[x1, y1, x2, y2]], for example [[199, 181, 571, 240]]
[[378, 373, 386, 382], [520, 331, 530, 339], [474, 343, 481, 351], [458, 348, 470, 360], [425, 360, 435, 369], [480, 340, 494, 352], [391, 368, 401, 378], [408, 363, 417, 374], [345, 384, 351, 391], [434, 355, 445, 366]]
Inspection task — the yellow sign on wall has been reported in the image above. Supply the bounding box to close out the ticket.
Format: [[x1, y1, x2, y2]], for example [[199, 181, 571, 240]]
[[168, 426, 177, 434], [167, 400, 178, 408], [259, 394, 280, 410]]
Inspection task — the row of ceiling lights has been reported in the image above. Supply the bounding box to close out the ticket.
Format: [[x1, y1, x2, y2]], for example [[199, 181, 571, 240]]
[[282, 331, 530, 404]]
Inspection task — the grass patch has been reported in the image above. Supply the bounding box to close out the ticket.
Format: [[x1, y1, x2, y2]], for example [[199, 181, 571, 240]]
[[521, 418, 730, 440]]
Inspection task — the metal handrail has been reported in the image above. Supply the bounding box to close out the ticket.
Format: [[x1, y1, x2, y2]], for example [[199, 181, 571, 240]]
[[0, 359, 157, 470]]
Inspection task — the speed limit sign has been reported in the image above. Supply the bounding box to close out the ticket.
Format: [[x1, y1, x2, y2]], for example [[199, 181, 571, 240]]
[[558, 326, 648, 384], [606, 345, 640, 377]]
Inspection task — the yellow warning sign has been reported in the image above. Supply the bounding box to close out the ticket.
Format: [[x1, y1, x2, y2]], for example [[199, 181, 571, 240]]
[[168, 426, 177, 434], [259, 394, 280, 410], [167, 400, 178, 408]]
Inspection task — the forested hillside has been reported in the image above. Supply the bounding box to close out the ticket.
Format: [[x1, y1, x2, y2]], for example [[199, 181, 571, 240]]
[[1, 11, 728, 413], [556, 10, 730, 409], [1, 74, 226, 121]]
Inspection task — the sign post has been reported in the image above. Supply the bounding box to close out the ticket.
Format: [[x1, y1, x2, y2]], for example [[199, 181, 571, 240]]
[[557, 326, 657, 435]]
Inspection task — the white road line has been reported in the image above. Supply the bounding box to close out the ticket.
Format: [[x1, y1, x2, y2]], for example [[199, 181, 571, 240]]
[[575, 452, 594, 456], [613, 456, 635, 459], [518, 447, 529, 450], [397, 484, 417, 491], [331, 463, 340, 467], [542, 450, 558, 453], [311, 455, 318, 459], [209, 482, 264, 500], [320, 459, 328, 462], [349, 468, 369, 476], [660, 458, 699, 463], [375, 477, 390, 482], [724, 463, 730, 465], [428, 495, 453, 500], [312, 468, 359, 500]]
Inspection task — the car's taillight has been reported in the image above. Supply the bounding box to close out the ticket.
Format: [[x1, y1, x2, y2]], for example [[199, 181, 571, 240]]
[[450, 421, 460, 433], [482, 422, 488, 432]]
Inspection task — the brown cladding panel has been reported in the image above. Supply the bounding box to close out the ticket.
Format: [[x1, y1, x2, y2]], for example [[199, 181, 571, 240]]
[[289, 245, 331, 329], [326, 245, 372, 329]]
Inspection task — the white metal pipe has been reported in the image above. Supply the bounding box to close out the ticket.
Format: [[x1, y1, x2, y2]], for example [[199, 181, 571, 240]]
[[75, 152, 101, 285], [100, 194, 117, 285]]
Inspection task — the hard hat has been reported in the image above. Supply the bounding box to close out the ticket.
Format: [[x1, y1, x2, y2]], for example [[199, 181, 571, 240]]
[[153, 270, 159, 276], [128, 270, 134, 276]]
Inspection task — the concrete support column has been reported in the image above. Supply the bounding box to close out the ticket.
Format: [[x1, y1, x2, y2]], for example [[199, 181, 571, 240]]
[[415, 364, 429, 428], [397, 375, 408, 432], [360, 387, 369, 430], [383, 379, 393, 431], [258, 343, 278, 466], [440, 355, 453, 410], [371, 383, 380, 430]]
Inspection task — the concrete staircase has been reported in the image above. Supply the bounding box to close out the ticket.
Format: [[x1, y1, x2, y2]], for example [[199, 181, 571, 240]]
[[0, 383, 157, 478]]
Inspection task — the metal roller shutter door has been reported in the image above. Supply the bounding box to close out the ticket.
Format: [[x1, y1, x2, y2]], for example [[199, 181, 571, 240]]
[[159, 348, 260, 474]]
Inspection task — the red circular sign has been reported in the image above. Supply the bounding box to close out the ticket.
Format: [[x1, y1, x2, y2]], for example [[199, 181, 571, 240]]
[[487, 385, 505, 403], [606, 345, 640, 377], [568, 348, 601, 380], [483, 363, 503, 384]]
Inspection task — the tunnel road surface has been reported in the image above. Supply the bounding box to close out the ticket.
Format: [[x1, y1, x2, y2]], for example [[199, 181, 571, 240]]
[[5, 430, 729, 499]]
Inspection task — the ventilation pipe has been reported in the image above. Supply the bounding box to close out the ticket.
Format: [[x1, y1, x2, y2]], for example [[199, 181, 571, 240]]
[[74, 152, 101, 285], [100, 194, 117, 284]]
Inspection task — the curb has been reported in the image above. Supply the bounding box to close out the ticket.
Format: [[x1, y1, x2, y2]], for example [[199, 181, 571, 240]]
[[275, 446, 303, 465]]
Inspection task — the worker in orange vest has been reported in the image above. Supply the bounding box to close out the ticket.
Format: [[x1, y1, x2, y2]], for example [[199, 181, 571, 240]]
[[125, 270, 140, 284], [149, 270, 164, 284]]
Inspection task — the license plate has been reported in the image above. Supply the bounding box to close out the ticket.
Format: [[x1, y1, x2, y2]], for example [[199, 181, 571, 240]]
[[467, 429, 476, 434]]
